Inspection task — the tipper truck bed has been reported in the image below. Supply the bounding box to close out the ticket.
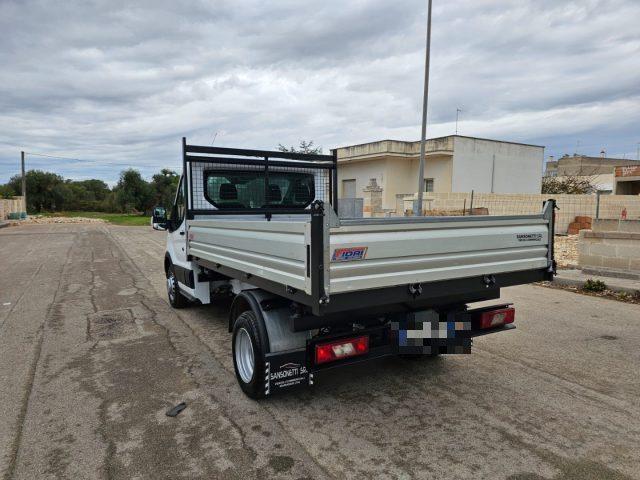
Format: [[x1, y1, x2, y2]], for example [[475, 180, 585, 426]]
[[155, 139, 556, 398]]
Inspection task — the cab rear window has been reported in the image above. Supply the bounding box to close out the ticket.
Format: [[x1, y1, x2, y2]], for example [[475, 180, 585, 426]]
[[204, 170, 315, 210]]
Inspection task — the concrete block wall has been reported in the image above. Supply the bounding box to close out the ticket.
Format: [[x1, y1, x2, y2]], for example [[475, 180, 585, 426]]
[[0, 197, 26, 220], [401, 193, 640, 234], [592, 219, 640, 233], [578, 229, 640, 279]]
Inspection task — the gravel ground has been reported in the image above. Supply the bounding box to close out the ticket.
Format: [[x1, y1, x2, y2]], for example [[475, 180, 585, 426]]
[[7, 216, 106, 225], [555, 234, 579, 268]]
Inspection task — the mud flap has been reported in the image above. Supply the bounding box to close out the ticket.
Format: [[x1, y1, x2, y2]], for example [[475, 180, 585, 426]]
[[264, 349, 312, 396]]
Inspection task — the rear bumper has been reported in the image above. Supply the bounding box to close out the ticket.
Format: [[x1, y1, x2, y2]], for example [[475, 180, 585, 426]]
[[263, 320, 518, 396], [311, 323, 517, 371], [293, 268, 550, 331]]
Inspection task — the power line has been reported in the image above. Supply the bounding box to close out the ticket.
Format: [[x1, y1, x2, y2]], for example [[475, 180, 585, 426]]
[[24, 151, 91, 161], [23, 151, 179, 168], [0, 151, 181, 182]]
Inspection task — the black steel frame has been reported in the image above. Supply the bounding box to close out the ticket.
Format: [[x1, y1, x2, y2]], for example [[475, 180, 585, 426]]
[[182, 137, 338, 219]]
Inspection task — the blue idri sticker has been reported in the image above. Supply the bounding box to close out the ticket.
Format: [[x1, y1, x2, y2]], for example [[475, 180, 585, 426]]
[[332, 247, 368, 262]]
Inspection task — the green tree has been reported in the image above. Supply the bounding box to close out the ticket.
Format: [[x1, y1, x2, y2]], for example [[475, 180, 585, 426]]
[[277, 140, 323, 155], [101, 191, 119, 213], [6, 170, 67, 212], [150, 169, 180, 209], [114, 169, 152, 213], [63, 179, 110, 210], [75, 179, 109, 201], [0, 184, 15, 199]]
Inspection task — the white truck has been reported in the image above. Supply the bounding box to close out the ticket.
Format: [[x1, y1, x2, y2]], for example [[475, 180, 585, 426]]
[[153, 138, 556, 399]]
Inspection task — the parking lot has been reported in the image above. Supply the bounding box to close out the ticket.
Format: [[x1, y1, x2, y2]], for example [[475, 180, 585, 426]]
[[1, 223, 639, 480]]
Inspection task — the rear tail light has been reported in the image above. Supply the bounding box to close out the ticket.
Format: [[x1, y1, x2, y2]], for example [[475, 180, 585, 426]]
[[315, 336, 369, 365], [477, 307, 515, 329]]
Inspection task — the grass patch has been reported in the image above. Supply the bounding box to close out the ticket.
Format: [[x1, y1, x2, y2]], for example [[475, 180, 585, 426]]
[[40, 211, 150, 226]]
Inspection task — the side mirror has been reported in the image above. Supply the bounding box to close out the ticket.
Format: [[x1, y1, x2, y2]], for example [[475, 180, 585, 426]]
[[152, 206, 168, 231]]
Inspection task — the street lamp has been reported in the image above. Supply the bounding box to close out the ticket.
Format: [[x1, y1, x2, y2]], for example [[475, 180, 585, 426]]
[[415, 0, 433, 216]]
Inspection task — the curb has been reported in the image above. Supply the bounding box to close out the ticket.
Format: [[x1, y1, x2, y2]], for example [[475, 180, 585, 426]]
[[553, 275, 640, 296]]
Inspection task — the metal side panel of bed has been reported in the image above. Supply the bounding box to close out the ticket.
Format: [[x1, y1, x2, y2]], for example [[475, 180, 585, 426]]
[[328, 216, 551, 294], [187, 219, 311, 293]]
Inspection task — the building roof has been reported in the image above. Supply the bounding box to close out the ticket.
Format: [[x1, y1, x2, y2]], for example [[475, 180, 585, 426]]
[[546, 154, 640, 177], [335, 134, 545, 151], [336, 135, 544, 162]]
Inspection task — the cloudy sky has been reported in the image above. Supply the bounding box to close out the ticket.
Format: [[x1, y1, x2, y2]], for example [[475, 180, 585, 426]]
[[1, 0, 639, 184]]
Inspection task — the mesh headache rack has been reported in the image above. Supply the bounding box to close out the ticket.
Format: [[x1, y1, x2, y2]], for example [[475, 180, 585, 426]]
[[183, 138, 338, 219]]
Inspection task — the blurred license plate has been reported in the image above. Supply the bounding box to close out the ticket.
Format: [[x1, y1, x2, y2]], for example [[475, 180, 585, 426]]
[[391, 314, 472, 354]]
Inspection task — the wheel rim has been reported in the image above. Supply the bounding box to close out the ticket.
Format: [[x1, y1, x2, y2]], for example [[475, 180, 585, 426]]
[[167, 271, 176, 302], [235, 327, 255, 384]]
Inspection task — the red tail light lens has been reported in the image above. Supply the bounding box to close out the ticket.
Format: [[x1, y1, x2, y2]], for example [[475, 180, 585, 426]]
[[315, 336, 369, 365], [478, 308, 515, 329]]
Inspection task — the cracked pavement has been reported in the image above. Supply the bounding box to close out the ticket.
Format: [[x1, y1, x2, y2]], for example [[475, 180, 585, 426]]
[[0, 223, 639, 479]]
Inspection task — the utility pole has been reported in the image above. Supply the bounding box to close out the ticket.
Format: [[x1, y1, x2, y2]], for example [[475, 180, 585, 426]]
[[455, 108, 462, 135], [637, 142, 639, 160], [21, 151, 26, 213], [415, 0, 433, 216]]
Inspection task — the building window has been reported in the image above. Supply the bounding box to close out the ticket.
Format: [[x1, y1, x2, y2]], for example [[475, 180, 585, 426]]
[[424, 178, 434, 192], [342, 179, 356, 198]]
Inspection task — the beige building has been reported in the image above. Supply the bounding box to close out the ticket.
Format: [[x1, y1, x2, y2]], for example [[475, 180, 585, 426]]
[[614, 165, 640, 195], [336, 135, 545, 211], [544, 154, 640, 192]]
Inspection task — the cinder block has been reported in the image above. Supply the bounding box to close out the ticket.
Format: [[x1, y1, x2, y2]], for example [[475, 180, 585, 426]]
[[579, 254, 603, 267], [589, 243, 617, 257], [629, 258, 640, 272], [601, 256, 631, 271], [616, 245, 640, 260]]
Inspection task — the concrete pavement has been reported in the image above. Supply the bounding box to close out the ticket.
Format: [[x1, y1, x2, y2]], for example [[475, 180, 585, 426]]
[[1, 223, 639, 479]]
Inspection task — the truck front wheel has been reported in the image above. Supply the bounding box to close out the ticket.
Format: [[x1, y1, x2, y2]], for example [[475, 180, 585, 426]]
[[167, 265, 188, 308], [232, 311, 268, 399]]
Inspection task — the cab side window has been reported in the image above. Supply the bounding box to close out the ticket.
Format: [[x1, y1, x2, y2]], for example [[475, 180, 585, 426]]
[[171, 176, 185, 230]]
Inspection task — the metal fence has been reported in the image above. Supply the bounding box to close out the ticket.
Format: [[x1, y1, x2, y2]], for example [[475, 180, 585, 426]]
[[401, 192, 640, 234]]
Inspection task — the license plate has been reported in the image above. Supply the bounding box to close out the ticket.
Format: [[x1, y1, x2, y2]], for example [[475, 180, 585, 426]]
[[391, 312, 472, 354]]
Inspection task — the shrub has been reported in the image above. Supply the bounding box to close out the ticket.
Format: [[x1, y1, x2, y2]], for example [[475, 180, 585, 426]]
[[583, 279, 607, 292]]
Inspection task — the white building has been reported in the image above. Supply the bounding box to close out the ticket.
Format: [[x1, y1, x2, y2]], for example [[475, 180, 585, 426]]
[[336, 135, 544, 211]]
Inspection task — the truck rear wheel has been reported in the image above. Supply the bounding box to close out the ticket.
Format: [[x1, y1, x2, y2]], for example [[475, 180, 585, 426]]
[[232, 311, 268, 399], [167, 265, 188, 308]]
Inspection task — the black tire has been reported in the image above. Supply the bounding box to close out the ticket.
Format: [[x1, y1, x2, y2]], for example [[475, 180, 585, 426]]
[[232, 311, 268, 399], [167, 264, 188, 309]]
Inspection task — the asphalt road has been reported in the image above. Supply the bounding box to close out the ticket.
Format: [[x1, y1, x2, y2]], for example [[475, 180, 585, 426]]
[[1, 223, 639, 480]]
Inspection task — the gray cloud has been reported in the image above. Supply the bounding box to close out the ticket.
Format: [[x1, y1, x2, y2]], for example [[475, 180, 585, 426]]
[[1, 0, 639, 183]]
